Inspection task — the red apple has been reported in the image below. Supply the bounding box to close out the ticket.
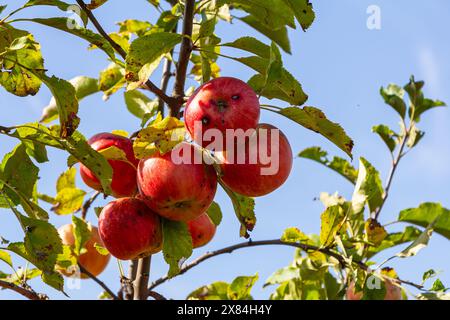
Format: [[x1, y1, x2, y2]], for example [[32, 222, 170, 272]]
[[137, 143, 218, 222], [346, 279, 402, 300], [188, 213, 216, 248], [80, 133, 139, 198], [57, 224, 110, 279], [217, 123, 293, 197], [184, 77, 260, 150], [98, 198, 162, 260]]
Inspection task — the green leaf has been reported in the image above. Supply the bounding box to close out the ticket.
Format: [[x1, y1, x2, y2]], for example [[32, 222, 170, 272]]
[[398, 203, 450, 240], [162, 219, 193, 277], [366, 226, 422, 259], [413, 98, 446, 122], [99, 63, 125, 100], [380, 84, 407, 118], [52, 167, 86, 215], [94, 243, 109, 256], [124, 90, 159, 119], [324, 272, 342, 300], [22, 17, 115, 59], [298, 147, 357, 183], [37, 74, 80, 138], [422, 269, 437, 283], [396, 218, 437, 258], [364, 218, 387, 246], [64, 131, 113, 195], [270, 279, 302, 300], [282, 0, 315, 31], [222, 184, 256, 238], [40, 76, 99, 123], [53, 188, 86, 215], [3, 268, 42, 285], [277, 107, 353, 157], [41, 271, 64, 292], [417, 292, 450, 300], [188, 281, 229, 300], [9, 124, 113, 195], [0, 5, 6, 15], [430, 279, 446, 292], [407, 123, 425, 148], [0, 28, 43, 97], [23, 0, 88, 26], [219, 0, 295, 30], [133, 115, 185, 158], [238, 55, 307, 105], [206, 201, 222, 226], [0, 250, 13, 268], [86, 0, 108, 10], [72, 216, 91, 256], [320, 205, 347, 247], [0, 144, 38, 207], [264, 267, 298, 287], [125, 32, 182, 84], [362, 275, 386, 300], [240, 15, 291, 53], [281, 227, 310, 243], [352, 158, 383, 214], [227, 274, 258, 300], [56, 167, 76, 192], [372, 125, 398, 152], [222, 36, 270, 59], [9, 214, 63, 274]]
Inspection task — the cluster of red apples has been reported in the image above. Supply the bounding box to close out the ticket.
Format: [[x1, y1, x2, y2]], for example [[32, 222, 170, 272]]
[[59, 77, 293, 278]]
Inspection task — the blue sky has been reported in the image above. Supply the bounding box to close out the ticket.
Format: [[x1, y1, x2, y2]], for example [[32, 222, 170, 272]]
[[1, 0, 449, 300]]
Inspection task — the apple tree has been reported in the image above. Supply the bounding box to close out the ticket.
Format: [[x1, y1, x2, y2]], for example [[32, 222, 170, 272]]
[[0, 0, 449, 300]]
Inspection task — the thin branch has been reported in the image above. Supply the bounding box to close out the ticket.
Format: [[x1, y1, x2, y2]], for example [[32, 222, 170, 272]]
[[0, 279, 47, 300], [81, 191, 101, 220], [374, 122, 410, 220], [133, 256, 152, 300], [78, 264, 119, 300], [75, 0, 175, 106], [148, 239, 368, 291], [75, 0, 126, 57], [170, 0, 196, 117], [122, 259, 138, 300], [148, 290, 167, 300]]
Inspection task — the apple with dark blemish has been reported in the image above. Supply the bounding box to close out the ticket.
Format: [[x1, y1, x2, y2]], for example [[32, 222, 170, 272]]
[[184, 77, 260, 150]]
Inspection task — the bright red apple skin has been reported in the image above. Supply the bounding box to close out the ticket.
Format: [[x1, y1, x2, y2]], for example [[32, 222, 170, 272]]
[[188, 213, 216, 248], [98, 198, 162, 260], [80, 133, 139, 198], [346, 280, 402, 300], [184, 77, 260, 149], [57, 224, 110, 279], [137, 143, 218, 222], [218, 123, 293, 197]]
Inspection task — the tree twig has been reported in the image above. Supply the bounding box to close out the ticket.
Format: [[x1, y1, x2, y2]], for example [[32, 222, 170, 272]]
[[148, 239, 368, 291], [133, 256, 152, 300], [148, 290, 167, 300], [170, 0, 195, 117], [75, 0, 175, 106], [78, 264, 119, 300], [374, 123, 410, 220], [121, 259, 138, 300], [0, 280, 47, 300], [81, 191, 101, 220]]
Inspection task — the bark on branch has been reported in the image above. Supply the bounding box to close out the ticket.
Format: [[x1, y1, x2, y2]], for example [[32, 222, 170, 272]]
[[148, 239, 368, 291]]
